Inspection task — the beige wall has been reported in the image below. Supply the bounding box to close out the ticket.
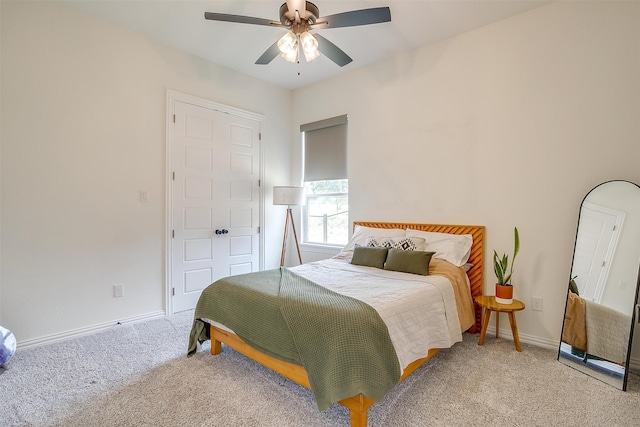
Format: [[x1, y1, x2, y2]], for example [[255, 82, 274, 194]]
[[0, 1, 292, 344], [292, 1, 640, 349], [2, 0, 639, 360]]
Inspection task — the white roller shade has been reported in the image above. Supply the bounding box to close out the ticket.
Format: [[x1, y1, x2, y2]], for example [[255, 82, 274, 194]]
[[301, 115, 347, 182]]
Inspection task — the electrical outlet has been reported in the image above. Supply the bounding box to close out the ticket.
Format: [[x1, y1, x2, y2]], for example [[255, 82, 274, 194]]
[[531, 296, 543, 311], [114, 284, 124, 298]]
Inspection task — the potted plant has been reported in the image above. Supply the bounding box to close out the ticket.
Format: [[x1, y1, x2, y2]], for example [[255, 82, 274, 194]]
[[493, 227, 520, 304]]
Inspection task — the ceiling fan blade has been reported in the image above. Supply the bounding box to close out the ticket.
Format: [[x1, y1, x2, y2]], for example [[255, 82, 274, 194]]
[[314, 34, 352, 67], [255, 41, 281, 65], [204, 12, 284, 27], [312, 7, 391, 29]]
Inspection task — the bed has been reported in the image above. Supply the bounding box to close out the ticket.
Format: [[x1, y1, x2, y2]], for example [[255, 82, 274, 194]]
[[188, 222, 485, 427]]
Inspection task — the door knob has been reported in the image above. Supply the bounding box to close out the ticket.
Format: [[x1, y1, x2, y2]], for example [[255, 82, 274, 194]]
[[215, 229, 229, 235]]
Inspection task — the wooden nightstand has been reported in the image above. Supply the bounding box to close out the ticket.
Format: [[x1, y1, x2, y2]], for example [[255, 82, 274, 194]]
[[475, 295, 526, 352]]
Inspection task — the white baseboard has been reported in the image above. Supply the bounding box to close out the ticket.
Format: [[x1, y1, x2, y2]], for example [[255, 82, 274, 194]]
[[483, 326, 559, 351], [16, 310, 167, 350]]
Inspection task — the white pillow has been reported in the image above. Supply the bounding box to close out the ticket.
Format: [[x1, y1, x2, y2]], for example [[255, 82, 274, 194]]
[[341, 225, 405, 252], [365, 236, 426, 251], [405, 229, 472, 267]]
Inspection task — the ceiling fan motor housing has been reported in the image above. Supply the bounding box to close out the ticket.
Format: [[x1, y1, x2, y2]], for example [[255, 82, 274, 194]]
[[279, 2, 319, 30]]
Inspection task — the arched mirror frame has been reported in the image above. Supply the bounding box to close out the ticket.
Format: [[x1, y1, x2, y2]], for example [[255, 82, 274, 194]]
[[558, 179, 640, 391]]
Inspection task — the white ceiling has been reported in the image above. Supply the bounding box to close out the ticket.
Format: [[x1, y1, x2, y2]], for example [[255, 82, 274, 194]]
[[63, 0, 551, 90]]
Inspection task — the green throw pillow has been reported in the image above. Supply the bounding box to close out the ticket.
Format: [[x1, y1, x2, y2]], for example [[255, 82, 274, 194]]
[[383, 249, 435, 276], [351, 245, 388, 269]]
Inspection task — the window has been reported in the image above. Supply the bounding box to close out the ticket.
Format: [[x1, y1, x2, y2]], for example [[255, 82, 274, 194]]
[[304, 180, 349, 245], [301, 115, 348, 246]]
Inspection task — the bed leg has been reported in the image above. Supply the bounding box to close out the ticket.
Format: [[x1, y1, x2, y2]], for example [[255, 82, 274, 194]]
[[211, 338, 221, 355], [209, 324, 222, 355], [340, 394, 373, 427], [349, 407, 368, 427]]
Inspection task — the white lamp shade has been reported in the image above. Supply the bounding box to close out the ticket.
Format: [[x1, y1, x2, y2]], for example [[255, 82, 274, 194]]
[[273, 186, 304, 206]]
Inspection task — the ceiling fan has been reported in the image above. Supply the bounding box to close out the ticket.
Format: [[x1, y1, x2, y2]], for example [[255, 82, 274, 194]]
[[204, 1, 391, 67]]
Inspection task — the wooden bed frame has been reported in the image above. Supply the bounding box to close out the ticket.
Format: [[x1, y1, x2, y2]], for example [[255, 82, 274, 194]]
[[209, 222, 485, 427]]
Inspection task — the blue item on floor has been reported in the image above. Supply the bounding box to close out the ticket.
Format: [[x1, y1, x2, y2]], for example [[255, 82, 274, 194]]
[[0, 326, 16, 367]]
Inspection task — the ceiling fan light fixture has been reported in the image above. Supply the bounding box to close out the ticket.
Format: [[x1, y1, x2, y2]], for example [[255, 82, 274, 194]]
[[277, 32, 298, 54], [300, 31, 319, 62], [205, 4, 391, 67], [281, 48, 298, 63], [277, 31, 299, 63]]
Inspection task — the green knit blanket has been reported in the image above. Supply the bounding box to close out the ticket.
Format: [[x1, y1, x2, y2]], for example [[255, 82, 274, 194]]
[[188, 268, 400, 410]]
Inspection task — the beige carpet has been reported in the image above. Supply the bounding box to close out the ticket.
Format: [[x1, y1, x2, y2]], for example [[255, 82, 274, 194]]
[[2, 310, 640, 426]]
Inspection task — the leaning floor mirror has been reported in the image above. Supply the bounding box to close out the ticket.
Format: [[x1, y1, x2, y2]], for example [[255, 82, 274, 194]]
[[558, 180, 640, 390]]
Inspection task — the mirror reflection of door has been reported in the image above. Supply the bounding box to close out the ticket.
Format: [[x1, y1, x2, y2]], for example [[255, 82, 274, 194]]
[[572, 201, 624, 303], [558, 180, 640, 391]]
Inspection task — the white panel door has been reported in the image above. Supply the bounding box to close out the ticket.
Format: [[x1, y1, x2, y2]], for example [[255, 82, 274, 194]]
[[572, 202, 622, 302], [171, 100, 260, 312]]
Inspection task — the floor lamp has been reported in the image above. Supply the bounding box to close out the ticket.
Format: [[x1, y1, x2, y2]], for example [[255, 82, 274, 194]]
[[273, 186, 303, 267]]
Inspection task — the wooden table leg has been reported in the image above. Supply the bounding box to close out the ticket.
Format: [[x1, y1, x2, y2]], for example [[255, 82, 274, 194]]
[[495, 311, 500, 339], [478, 308, 491, 346], [508, 311, 522, 352]]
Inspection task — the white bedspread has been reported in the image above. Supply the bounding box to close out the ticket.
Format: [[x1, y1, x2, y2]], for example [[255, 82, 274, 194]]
[[584, 299, 631, 365], [290, 258, 462, 372]]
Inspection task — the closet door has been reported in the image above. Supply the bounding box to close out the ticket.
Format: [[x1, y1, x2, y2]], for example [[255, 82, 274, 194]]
[[170, 98, 261, 313]]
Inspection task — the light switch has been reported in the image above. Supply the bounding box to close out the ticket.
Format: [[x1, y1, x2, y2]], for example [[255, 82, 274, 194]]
[[114, 284, 124, 298], [140, 190, 150, 202]]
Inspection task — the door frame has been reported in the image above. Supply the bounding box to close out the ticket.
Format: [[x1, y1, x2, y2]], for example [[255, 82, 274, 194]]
[[165, 90, 265, 314]]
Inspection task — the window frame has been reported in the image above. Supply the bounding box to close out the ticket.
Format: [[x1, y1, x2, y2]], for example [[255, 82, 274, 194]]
[[301, 182, 349, 248], [300, 115, 349, 252]]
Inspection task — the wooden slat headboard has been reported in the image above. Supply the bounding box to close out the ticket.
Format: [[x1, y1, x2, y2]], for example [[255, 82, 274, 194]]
[[353, 221, 485, 334]]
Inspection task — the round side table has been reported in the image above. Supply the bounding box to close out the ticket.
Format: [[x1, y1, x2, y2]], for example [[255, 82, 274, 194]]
[[475, 295, 526, 352]]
